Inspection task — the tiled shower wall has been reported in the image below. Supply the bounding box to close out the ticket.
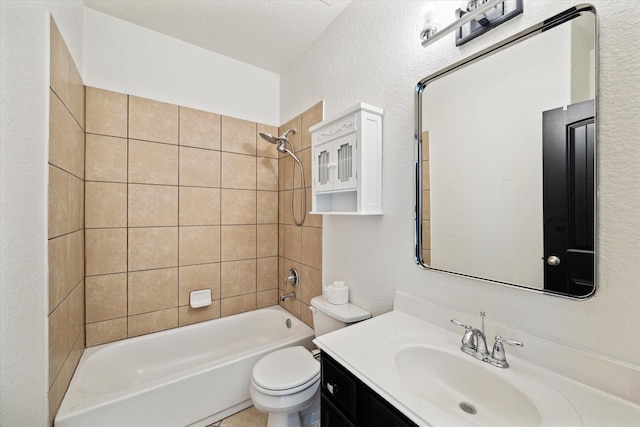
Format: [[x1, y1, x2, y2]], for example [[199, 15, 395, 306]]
[[278, 104, 324, 327], [83, 88, 285, 346], [48, 18, 86, 424]]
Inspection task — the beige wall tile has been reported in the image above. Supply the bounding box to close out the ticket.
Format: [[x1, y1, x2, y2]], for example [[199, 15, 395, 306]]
[[221, 225, 256, 261], [301, 101, 324, 151], [47, 231, 83, 315], [128, 308, 177, 337], [283, 155, 294, 191], [298, 264, 322, 305], [301, 226, 322, 269], [69, 59, 85, 129], [280, 115, 302, 153], [422, 189, 430, 220], [257, 224, 278, 258], [86, 87, 127, 138], [86, 273, 127, 323], [284, 224, 301, 262], [221, 294, 256, 317], [179, 226, 221, 266], [68, 175, 83, 232], [85, 134, 128, 182], [257, 257, 278, 291], [128, 268, 178, 315], [221, 153, 256, 190], [129, 139, 178, 185], [48, 334, 82, 424], [66, 230, 85, 292], [257, 124, 279, 158], [279, 294, 302, 319], [179, 147, 220, 187], [179, 263, 221, 305], [221, 259, 256, 298], [48, 236, 67, 313], [178, 303, 221, 326], [179, 187, 220, 226], [48, 301, 68, 388], [48, 165, 68, 238], [68, 118, 85, 179], [68, 282, 85, 348], [129, 96, 178, 144], [180, 106, 221, 150], [85, 182, 127, 228], [257, 290, 278, 308], [422, 159, 430, 189], [128, 184, 178, 227], [49, 18, 69, 106], [86, 318, 127, 347], [222, 116, 256, 155], [257, 157, 278, 191], [86, 228, 127, 276], [278, 223, 285, 257], [49, 91, 70, 171], [299, 148, 310, 189], [128, 227, 178, 271], [221, 189, 256, 225], [257, 191, 278, 224]]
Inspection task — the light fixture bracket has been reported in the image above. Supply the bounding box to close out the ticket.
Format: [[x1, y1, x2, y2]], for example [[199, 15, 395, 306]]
[[455, 0, 523, 46]]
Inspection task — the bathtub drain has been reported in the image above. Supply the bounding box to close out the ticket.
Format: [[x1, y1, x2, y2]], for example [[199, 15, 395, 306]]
[[459, 402, 477, 415], [285, 318, 292, 328]]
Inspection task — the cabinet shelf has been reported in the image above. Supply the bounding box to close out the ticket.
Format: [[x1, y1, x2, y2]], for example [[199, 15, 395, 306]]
[[310, 103, 383, 215]]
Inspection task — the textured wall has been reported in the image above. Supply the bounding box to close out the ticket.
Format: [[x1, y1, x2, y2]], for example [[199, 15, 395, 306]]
[[1, 2, 85, 426], [83, 7, 280, 126], [281, 0, 640, 366]]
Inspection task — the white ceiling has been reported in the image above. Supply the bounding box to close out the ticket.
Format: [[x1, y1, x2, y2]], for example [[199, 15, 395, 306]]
[[83, 0, 352, 74]]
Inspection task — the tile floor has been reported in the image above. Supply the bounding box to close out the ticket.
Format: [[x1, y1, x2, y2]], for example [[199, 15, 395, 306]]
[[207, 406, 267, 427]]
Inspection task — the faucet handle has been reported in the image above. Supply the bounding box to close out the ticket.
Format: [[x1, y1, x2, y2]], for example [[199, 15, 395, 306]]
[[451, 319, 476, 349], [450, 318, 472, 330], [490, 336, 524, 368]]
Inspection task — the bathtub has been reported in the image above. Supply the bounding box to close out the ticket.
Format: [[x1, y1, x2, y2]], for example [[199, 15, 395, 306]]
[[55, 305, 315, 427]]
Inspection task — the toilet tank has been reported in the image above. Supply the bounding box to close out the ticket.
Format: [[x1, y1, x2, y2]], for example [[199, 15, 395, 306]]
[[309, 296, 371, 337]]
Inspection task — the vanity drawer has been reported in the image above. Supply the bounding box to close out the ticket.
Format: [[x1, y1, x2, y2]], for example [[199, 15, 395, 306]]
[[321, 354, 358, 419], [321, 395, 356, 427]]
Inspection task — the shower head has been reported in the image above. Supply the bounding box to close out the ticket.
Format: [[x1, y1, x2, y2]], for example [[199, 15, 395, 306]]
[[259, 132, 278, 145], [259, 129, 297, 154]]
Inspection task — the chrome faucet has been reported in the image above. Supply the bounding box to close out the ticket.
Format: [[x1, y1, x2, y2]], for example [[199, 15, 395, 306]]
[[280, 292, 296, 302], [451, 311, 523, 368]]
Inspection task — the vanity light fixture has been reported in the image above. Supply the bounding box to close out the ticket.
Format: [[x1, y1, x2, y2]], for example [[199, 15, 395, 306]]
[[420, 0, 522, 47]]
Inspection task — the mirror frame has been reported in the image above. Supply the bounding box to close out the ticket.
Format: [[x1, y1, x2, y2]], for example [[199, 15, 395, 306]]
[[414, 4, 597, 299]]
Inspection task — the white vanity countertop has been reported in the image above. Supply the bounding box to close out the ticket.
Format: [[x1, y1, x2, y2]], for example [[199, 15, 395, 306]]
[[314, 309, 640, 427]]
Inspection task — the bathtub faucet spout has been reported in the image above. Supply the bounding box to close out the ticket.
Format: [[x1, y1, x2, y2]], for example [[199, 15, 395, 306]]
[[280, 292, 296, 302]]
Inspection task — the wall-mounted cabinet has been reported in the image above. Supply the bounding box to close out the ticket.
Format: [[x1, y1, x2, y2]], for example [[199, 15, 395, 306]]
[[310, 103, 383, 215]]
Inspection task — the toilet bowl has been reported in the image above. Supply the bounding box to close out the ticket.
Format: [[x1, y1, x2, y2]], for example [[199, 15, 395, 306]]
[[250, 296, 370, 427]]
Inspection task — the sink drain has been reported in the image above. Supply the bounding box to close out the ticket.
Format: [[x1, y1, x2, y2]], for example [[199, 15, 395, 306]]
[[459, 402, 477, 415]]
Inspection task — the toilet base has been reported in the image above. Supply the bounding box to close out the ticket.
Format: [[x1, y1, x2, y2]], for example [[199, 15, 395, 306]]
[[267, 411, 302, 427]]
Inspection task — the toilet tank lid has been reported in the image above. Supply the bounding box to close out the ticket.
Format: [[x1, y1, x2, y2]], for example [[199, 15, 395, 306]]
[[310, 296, 371, 323]]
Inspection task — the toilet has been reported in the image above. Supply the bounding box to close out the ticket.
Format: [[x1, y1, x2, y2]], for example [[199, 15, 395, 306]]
[[250, 296, 371, 427]]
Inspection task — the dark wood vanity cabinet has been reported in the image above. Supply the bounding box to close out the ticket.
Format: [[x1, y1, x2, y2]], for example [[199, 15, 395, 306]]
[[320, 352, 418, 427]]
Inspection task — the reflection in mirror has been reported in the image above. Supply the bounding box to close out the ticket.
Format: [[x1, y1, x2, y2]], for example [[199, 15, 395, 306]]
[[415, 6, 597, 298]]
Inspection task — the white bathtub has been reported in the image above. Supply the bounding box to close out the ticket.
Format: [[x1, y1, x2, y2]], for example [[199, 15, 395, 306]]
[[55, 305, 315, 427]]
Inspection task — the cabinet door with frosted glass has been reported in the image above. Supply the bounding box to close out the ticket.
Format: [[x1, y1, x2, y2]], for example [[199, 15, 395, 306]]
[[314, 133, 358, 192]]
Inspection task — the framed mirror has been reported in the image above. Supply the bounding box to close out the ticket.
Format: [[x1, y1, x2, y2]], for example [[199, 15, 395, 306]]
[[414, 5, 597, 298]]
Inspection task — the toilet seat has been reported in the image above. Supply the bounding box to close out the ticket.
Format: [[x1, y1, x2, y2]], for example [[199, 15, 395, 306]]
[[252, 346, 320, 396]]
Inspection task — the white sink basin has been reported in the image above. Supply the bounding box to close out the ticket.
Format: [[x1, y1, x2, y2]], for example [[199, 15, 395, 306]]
[[394, 345, 581, 426]]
